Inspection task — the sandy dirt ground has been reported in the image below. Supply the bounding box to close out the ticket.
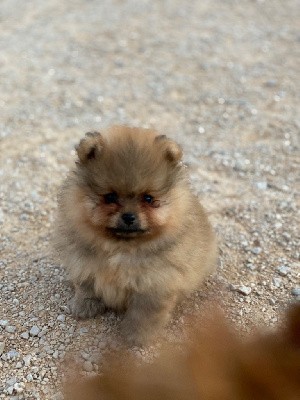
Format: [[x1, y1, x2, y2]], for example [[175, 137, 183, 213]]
[[0, 0, 299, 398]]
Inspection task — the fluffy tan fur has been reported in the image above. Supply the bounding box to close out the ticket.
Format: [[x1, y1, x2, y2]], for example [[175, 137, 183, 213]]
[[64, 305, 300, 400], [55, 126, 217, 345]]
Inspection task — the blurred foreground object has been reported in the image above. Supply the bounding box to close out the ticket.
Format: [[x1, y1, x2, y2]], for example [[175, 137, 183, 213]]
[[65, 305, 300, 400]]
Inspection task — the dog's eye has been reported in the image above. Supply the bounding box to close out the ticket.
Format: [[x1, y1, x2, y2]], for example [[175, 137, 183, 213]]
[[143, 194, 154, 204], [103, 192, 118, 204]]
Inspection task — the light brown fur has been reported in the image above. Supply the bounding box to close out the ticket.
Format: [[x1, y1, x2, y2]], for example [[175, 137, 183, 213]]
[[54, 126, 217, 345]]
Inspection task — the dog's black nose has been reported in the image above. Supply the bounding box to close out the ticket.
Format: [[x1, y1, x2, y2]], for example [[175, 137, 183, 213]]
[[122, 213, 136, 226]]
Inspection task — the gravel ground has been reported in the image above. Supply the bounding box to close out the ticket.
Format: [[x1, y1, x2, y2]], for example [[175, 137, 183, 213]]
[[0, 0, 299, 398]]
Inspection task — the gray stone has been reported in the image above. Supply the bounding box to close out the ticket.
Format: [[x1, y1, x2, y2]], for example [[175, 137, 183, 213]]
[[23, 355, 32, 367], [291, 287, 300, 296], [246, 263, 256, 271], [26, 373, 33, 382], [5, 325, 16, 334], [52, 350, 59, 359], [7, 349, 19, 359], [20, 331, 29, 340], [29, 326, 40, 337], [6, 386, 14, 395], [277, 266, 289, 276], [251, 247, 262, 255], [230, 284, 252, 296], [57, 314, 65, 323], [273, 277, 282, 288], [13, 382, 24, 393], [255, 181, 268, 190], [83, 361, 93, 372], [81, 351, 90, 361], [0, 319, 8, 327], [6, 377, 17, 386], [237, 286, 252, 296]]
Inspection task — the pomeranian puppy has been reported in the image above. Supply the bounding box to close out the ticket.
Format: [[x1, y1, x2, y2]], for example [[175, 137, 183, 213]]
[[55, 126, 217, 345], [64, 305, 300, 400]]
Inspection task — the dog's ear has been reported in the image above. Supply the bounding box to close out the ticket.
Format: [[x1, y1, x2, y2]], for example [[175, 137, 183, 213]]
[[155, 135, 183, 163], [75, 131, 104, 164]]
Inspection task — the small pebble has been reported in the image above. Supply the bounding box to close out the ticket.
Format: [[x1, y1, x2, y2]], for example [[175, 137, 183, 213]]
[[90, 354, 100, 364], [5, 325, 16, 333], [264, 79, 277, 87], [57, 314, 65, 322], [20, 331, 29, 340], [7, 386, 14, 395], [14, 382, 24, 393], [29, 326, 40, 337], [0, 319, 8, 327], [230, 285, 252, 296], [53, 350, 59, 359], [246, 263, 256, 271], [273, 277, 282, 288], [251, 247, 262, 255], [0, 342, 5, 355], [81, 352, 90, 361], [98, 341, 107, 350], [255, 181, 268, 190], [6, 377, 17, 386], [83, 361, 93, 372], [277, 266, 289, 276], [23, 354, 32, 366], [7, 349, 19, 359], [291, 288, 300, 296], [237, 286, 252, 296]]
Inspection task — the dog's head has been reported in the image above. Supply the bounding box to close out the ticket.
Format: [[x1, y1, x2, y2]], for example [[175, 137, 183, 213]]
[[72, 126, 187, 245]]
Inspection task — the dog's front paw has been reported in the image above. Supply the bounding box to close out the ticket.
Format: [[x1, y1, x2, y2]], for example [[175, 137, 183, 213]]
[[69, 296, 105, 319], [120, 318, 154, 347]]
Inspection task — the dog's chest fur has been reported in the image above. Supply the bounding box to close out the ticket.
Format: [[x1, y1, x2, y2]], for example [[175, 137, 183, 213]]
[[90, 251, 157, 310]]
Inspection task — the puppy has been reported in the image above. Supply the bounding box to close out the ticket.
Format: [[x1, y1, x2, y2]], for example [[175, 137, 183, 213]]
[[64, 305, 300, 400], [55, 126, 217, 345]]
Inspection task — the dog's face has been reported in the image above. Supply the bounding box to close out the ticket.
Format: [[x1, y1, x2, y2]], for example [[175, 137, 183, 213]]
[[74, 126, 185, 242]]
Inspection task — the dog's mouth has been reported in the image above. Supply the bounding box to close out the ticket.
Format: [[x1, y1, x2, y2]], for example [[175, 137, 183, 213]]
[[107, 227, 148, 238]]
